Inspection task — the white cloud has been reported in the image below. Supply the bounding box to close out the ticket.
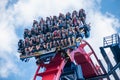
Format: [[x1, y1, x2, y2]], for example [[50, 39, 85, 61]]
[[87, 12, 116, 55], [0, 0, 19, 78], [0, 0, 120, 79]]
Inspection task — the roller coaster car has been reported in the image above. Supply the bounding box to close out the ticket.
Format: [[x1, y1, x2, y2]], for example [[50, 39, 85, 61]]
[[35, 45, 76, 65], [19, 25, 91, 62], [20, 44, 76, 63]]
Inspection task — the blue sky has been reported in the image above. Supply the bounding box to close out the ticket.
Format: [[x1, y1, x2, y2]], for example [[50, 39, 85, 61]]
[[101, 0, 120, 19], [0, 0, 120, 80]]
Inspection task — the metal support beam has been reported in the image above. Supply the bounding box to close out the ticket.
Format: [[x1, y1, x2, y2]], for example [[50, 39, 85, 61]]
[[100, 47, 119, 80], [98, 60, 110, 80]]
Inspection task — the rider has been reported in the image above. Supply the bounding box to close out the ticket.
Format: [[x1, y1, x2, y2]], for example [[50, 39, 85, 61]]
[[18, 39, 25, 54], [79, 9, 86, 25]]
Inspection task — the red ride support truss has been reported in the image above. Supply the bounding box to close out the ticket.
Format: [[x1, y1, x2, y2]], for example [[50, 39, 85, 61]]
[[33, 53, 66, 80], [33, 40, 102, 80]]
